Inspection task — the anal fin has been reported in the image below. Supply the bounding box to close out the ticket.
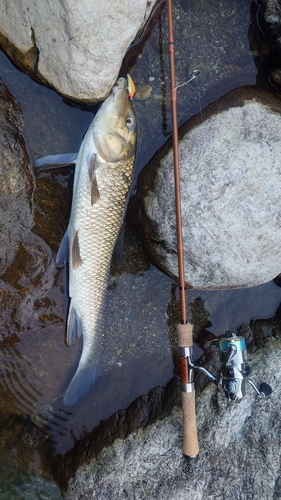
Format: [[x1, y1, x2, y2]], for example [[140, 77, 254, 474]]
[[63, 364, 100, 406], [67, 301, 82, 345]]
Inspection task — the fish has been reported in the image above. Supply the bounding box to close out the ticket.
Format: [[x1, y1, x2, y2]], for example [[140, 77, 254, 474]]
[[50, 76, 137, 406]]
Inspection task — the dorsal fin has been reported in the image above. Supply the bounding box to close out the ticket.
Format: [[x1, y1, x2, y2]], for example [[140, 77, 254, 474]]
[[71, 230, 83, 270], [88, 153, 100, 205]]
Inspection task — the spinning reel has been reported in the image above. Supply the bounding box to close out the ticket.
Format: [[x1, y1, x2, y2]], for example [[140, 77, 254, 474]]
[[188, 331, 272, 401]]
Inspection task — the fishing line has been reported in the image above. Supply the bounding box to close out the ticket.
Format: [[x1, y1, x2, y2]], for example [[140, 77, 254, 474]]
[[135, 0, 203, 137], [175, 69, 200, 89], [186, 0, 203, 122], [186, 0, 232, 337], [221, 288, 229, 332]]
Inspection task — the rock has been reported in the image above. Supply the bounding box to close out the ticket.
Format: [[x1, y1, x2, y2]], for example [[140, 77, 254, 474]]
[[0, 78, 34, 276], [0, 79, 57, 339], [272, 68, 281, 88], [49, 376, 181, 492], [129, 87, 281, 289], [259, 0, 281, 58], [258, 1, 281, 88], [0, 79, 71, 486], [65, 336, 281, 500], [0, 0, 157, 102], [259, 0, 281, 87]]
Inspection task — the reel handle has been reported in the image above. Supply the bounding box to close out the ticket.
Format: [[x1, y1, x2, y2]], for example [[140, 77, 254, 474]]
[[177, 323, 199, 460], [259, 382, 272, 397], [248, 380, 273, 398]]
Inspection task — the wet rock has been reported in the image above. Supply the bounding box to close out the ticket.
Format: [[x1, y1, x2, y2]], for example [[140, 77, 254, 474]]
[[259, 0, 281, 58], [258, 1, 281, 88], [49, 377, 181, 492], [0, 78, 34, 276], [244, 302, 281, 353], [65, 336, 281, 500], [272, 68, 281, 88], [0, 0, 157, 102], [0, 79, 57, 337], [0, 131, 66, 486], [129, 86, 281, 289]]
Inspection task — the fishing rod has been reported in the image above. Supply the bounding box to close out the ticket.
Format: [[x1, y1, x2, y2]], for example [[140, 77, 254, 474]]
[[167, 0, 199, 460], [166, 0, 273, 460]]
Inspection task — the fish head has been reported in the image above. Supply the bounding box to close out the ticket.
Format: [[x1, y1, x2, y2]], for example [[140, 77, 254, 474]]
[[93, 77, 137, 162]]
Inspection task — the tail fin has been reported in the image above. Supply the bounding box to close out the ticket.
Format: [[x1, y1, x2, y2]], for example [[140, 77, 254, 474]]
[[63, 364, 100, 406]]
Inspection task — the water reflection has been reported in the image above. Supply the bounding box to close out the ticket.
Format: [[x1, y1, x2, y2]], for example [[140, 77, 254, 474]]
[[200, 281, 281, 335], [0, 343, 43, 413], [0, 0, 280, 490]]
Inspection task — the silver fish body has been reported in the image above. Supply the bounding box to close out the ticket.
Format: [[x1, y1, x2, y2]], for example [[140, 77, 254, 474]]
[[57, 78, 137, 406]]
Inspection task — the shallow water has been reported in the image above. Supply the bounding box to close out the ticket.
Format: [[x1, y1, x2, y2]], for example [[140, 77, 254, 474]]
[[0, 459, 62, 500], [0, 0, 280, 495]]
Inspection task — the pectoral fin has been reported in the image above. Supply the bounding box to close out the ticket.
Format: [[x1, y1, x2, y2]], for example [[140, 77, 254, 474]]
[[56, 229, 69, 267], [88, 153, 100, 205], [71, 230, 83, 270], [91, 176, 100, 205], [34, 153, 77, 170]]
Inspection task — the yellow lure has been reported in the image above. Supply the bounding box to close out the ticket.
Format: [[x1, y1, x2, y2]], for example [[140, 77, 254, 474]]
[[127, 74, 135, 99]]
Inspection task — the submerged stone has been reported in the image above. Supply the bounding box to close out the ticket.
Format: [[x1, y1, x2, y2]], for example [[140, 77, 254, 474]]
[[130, 87, 281, 289]]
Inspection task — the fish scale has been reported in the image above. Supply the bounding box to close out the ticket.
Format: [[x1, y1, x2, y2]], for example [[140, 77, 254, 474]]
[[72, 159, 134, 337], [67, 159, 134, 385]]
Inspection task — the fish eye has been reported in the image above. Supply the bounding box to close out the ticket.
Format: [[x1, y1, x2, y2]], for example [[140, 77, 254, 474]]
[[126, 116, 136, 131]]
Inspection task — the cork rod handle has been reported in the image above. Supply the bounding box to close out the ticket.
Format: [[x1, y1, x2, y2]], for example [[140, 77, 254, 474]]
[[177, 323, 199, 460], [181, 391, 199, 459]]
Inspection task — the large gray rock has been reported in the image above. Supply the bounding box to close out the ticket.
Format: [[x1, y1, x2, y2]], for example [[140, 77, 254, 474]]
[[65, 336, 281, 500], [0, 0, 157, 102], [130, 87, 281, 290]]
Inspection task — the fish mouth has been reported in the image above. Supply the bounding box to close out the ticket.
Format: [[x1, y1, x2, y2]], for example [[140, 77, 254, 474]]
[[111, 77, 127, 100]]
